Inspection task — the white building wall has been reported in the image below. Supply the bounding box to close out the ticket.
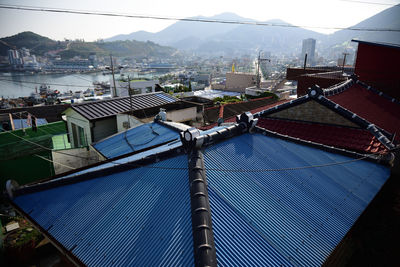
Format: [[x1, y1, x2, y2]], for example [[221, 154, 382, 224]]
[[114, 80, 157, 97], [166, 107, 197, 122], [65, 109, 92, 148], [116, 114, 143, 132]]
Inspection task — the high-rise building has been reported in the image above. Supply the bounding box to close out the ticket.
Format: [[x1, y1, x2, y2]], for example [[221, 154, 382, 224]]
[[7, 49, 24, 70], [301, 38, 316, 67]]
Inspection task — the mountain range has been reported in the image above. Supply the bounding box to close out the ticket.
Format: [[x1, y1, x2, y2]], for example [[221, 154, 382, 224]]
[[106, 5, 400, 56], [0, 32, 178, 60]]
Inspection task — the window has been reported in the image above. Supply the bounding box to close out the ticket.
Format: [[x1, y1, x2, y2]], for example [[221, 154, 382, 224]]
[[71, 123, 87, 147]]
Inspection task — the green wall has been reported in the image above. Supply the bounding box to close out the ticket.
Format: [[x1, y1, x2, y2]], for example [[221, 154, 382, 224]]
[[0, 121, 67, 191]]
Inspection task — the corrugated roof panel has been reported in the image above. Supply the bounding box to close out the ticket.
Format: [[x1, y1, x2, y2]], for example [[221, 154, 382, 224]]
[[13, 155, 194, 267], [156, 93, 176, 103], [71, 93, 178, 120], [203, 133, 390, 266], [93, 122, 180, 158], [208, 187, 294, 267]]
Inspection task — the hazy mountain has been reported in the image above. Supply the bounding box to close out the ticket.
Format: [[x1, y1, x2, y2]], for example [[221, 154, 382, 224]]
[[202, 19, 326, 55], [326, 4, 400, 46], [0, 32, 177, 60], [106, 12, 248, 45], [105, 14, 328, 55], [107, 7, 400, 56], [106, 14, 325, 55]]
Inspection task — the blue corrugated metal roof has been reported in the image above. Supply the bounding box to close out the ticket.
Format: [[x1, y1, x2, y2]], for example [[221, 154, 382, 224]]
[[203, 133, 390, 266], [93, 122, 180, 158], [13, 118, 47, 130], [13, 155, 194, 266], [10, 126, 392, 266], [64, 140, 182, 179]]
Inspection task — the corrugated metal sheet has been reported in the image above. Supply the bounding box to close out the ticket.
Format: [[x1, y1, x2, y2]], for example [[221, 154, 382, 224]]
[[13, 155, 194, 267], [63, 140, 182, 179], [93, 122, 180, 158], [203, 133, 390, 266], [72, 92, 177, 120]]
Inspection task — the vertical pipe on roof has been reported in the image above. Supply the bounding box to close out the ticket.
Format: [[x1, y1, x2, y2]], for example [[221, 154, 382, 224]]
[[187, 149, 217, 267]]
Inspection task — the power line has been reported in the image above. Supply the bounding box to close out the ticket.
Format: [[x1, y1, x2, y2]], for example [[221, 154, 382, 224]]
[[1, 4, 400, 32], [0, 77, 130, 90], [34, 154, 75, 170], [4, 129, 99, 160], [337, 0, 400, 5], [5, 123, 397, 173], [0, 78, 95, 88]]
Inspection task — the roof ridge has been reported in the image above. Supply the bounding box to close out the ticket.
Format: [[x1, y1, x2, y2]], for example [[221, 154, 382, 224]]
[[356, 79, 400, 106], [313, 92, 395, 150], [254, 95, 310, 117], [253, 84, 396, 150], [323, 78, 354, 97], [254, 125, 393, 165]]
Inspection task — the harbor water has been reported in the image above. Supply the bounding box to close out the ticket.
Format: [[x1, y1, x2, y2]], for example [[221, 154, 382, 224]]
[[0, 71, 160, 98]]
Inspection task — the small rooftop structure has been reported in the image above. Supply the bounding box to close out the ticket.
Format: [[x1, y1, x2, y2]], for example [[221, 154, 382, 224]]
[[69, 92, 177, 121], [63, 92, 183, 147]]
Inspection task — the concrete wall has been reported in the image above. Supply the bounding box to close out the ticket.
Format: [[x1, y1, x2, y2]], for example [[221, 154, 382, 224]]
[[52, 147, 102, 175], [166, 107, 197, 122], [268, 100, 359, 127], [225, 72, 256, 93], [211, 84, 225, 90], [92, 117, 117, 142], [116, 114, 143, 132]]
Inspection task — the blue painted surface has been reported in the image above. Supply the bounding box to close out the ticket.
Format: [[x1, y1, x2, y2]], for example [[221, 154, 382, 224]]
[[93, 122, 180, 158], [156, 93, 177, 103], [13, 118, 47, 129], [14, 155, 194, 267], [203, 133, 390, 267]]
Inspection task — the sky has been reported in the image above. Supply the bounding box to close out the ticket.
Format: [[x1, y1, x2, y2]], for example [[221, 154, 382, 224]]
[[0, 0, 399, 41]]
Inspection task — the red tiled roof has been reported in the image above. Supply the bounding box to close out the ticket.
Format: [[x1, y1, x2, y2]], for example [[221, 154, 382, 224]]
[[328, 84, 400, 141], [257, 117, 387, 154], [199, 99, 290, 130]]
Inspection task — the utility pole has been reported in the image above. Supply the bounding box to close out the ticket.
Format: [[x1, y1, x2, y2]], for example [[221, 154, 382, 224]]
[[256, 51, 271, 89], [127, 75, 133, 117], [303, 53, 308, 70], [110, 54, 117, 97], [342, 52, 349, 73]]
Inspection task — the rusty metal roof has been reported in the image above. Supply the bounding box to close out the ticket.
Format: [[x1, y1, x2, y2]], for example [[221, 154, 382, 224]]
[[71, 92, 177, 121]]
